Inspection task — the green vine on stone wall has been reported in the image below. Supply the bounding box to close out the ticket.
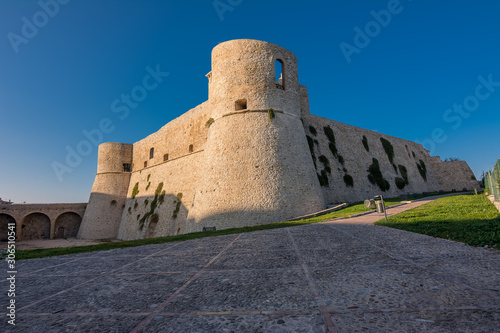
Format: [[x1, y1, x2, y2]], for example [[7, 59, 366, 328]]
[[138, 182, 164, 229], [172, 193, 183, 218], [362, 135, 369, 152], [317, 170, 329, 187], [323, 126, 335, 144], [343, 174, 354, 187], [205, 118, 215, 128], [416, 159, 427, 181], [306, 135, 317, 169], [395, 164, 409, 190], [318, 155, 331, 174], [309, 125, 317, 136], [267, 108, 275, 122], [367, 158, 390, 192], [380, 137, 397, 171], [131, 182, 139, 198]]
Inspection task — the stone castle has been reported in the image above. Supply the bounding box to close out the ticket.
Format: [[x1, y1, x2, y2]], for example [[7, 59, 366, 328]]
[[76, 39, 480, 241]]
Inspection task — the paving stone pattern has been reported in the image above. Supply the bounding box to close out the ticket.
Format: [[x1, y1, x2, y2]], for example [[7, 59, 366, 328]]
[[2, 219, 499, 332]]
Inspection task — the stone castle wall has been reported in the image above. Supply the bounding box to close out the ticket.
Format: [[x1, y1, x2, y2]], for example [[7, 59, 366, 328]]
[[78, 39, 480, 241], [303, 115, 446, 204], [429, 157, 480, 192]]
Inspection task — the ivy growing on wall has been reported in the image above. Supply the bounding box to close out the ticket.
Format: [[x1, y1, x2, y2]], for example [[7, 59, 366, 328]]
[[324, 126, 335, 143], [131, 182, 139, 198], [398, 165, 409, 184], [267, 108, 275, 122], [416, 159, 427, 181], [139, 182, 164, 229], [318, 155, 331, 174], [395, 178, 406, 190], [362, 135, 369, 152], [367, 158, 390, 192], [309, 125, 317, 136], [343, 174, 354, 187], [172, 193, 183, 218], [306, 135, 317, 169], [205, 118, 215, 128], [380, 137, 397, 171], [317, 170, 329, 187], [395, 164, 409, 190]]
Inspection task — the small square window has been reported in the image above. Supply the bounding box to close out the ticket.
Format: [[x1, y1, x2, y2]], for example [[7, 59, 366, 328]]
[[189, 144, 194, 153], [235, 99, 247, 111], [123, 163, 132, 172], [163, 154, 169, 161], [144, 161, 147, 168]]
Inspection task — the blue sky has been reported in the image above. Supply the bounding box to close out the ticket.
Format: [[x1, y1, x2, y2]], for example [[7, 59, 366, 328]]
[[1, 0, 499, 203]]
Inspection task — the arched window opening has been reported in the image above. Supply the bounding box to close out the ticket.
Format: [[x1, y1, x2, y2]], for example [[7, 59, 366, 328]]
[[235, 99, 247, 111], [144, 161, 148, 168], [189, 144, 194, 153], [163, 154, 169, 161], [149, 148, 154, 159], [275, 59, 285, 90]]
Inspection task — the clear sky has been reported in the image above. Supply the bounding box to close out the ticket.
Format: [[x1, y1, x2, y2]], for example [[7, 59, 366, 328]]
[[1, 0, 499, 203]]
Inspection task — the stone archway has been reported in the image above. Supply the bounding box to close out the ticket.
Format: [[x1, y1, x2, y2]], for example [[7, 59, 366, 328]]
[[54, 212, 82, 239], [22, 213, 51, 240], [0, 214, 16, 242]]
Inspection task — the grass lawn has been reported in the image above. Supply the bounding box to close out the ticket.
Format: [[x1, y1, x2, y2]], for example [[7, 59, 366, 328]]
[[375, 194, 500, 249]]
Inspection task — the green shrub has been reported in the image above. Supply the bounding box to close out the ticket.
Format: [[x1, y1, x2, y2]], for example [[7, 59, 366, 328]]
[[205, 118, 215, 128], [328, 143, 338, 158], [131, 182, 139, 198], [362, 135, 369, 151], [367, 158, 390, 191], [380, 137, 395, 165], [267, 108, 275, 122], [306, 135, 317, 169], [318, 155, 331, 174], [323, 126, 335, 144], [398, 165, 409, 184], [337, 155, 344, 165], [150, 213, 159, 224], [395, 177, 406, 190], [147, 174, 151, 181], [155, 182, 164, 195], [309, 125, 317, 136], [159, 190, 166, 204], [416, 159, 427, 181], [343, 174, 354, 187], [317, 170, 329, 187]]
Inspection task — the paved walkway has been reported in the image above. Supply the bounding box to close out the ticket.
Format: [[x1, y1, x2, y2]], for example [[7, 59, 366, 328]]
[[2, 198, 499, 332]]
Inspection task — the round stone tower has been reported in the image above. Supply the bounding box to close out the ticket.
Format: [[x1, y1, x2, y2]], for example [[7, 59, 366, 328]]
[[78, 142, 133, 239], [187, 39, 324, 230]]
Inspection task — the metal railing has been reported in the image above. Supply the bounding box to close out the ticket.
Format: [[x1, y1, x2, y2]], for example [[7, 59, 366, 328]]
[[485, 159, 500, 201]]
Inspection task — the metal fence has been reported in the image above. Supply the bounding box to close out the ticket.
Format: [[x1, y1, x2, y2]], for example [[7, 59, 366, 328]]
[[485, 159, 500, 201]]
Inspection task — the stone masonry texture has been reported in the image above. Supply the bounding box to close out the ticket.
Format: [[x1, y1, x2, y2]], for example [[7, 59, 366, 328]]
[[77, 39, 480, 241]]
